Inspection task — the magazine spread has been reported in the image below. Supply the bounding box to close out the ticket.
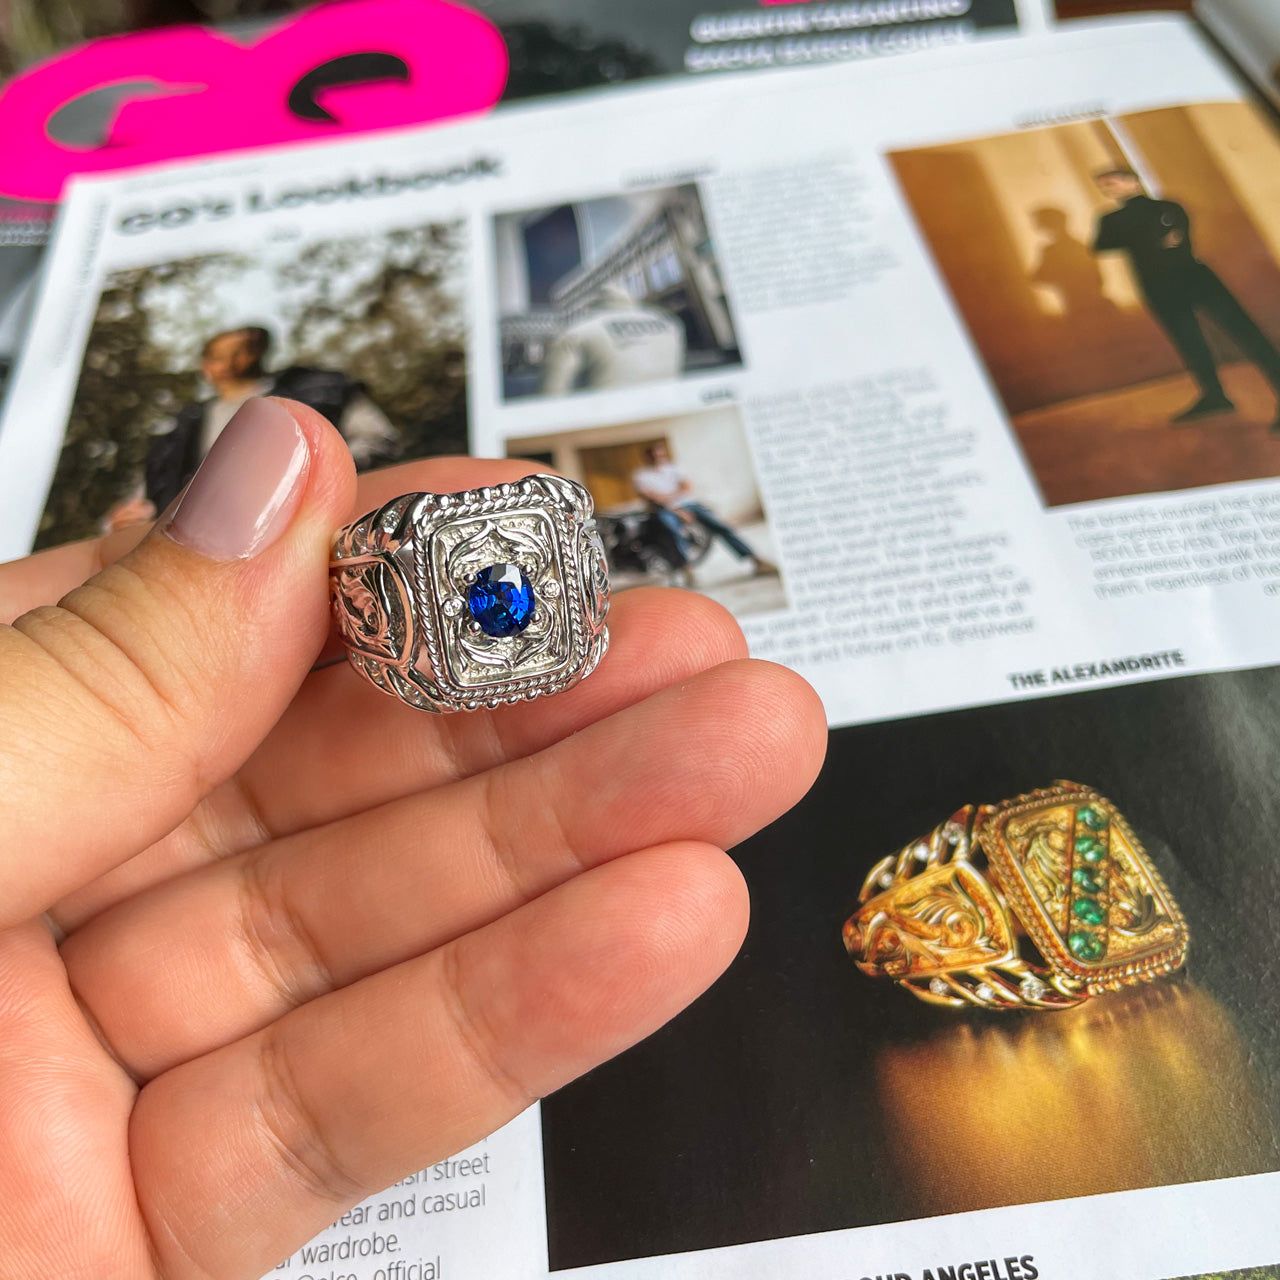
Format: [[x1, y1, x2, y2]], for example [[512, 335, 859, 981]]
[[1, 14, 1279, 1280]]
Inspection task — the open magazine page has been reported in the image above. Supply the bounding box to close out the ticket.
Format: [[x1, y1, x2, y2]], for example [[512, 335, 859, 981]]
[[1, 15, 1279, 1280]]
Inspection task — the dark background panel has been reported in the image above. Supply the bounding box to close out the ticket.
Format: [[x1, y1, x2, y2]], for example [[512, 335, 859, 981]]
[[541, 667, 1280, 1271]]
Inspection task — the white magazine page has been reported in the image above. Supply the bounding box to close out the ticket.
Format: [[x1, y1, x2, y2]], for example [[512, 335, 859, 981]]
[[1, 18, 1279, 1280], [4, 18, 1280, 737], [472, 15, 1280, 735]]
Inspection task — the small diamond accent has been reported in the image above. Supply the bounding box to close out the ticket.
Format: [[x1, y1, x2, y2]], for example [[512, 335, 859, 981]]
[[541, 579, 561, 598], [912, 841, 930, 862], [928, 978, 949, 997], [442, 596, 464, 618], [877, 871, 894, 889], [975, 983, 996, 1002], [1020, 975, 1048, 1002]]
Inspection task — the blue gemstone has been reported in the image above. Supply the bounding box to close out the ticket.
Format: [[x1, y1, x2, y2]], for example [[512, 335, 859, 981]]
[[467, 563, 535, 637]]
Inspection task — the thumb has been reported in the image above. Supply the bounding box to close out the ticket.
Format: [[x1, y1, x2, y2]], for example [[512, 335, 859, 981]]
[[0, 397, 356, 929]]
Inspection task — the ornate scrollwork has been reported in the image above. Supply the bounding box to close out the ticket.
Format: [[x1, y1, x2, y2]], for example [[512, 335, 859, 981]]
[[331, 561, 407, 663], [846, 805, 1087, 1010], [444, 518, 562, 679], [427, 506, 572, 691], [580, 522, 611, 635], [1007, 814, 1071, 928], [851, 878, 994, 980]]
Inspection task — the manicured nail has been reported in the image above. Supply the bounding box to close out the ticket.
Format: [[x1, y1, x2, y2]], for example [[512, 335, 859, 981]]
[[165, 398, 309, 559]]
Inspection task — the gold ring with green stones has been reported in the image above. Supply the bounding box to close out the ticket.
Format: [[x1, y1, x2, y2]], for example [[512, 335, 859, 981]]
[[842, 781, 1189, 1010]]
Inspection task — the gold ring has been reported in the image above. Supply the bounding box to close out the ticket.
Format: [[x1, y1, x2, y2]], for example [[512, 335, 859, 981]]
[[842, 781, 1189, 1011]]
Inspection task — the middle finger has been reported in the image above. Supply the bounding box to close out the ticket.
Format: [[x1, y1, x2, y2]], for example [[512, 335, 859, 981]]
[[63, 659, 826, 1079]]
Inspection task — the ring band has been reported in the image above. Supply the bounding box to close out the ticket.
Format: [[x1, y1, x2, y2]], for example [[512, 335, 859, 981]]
[[329, 474, 610, 713], [843, 781, 1189, 1011]]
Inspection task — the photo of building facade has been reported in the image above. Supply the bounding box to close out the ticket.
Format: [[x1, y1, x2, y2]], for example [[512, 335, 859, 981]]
[[494, 183, 742, 400]]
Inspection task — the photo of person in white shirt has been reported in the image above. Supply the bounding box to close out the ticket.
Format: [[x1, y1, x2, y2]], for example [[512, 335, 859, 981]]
[[630, 441, 776, 578], [510, 408, 785, 621]]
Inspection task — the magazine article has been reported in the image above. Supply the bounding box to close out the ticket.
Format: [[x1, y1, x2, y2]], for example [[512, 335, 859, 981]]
[[1, 16, 1279, 1280]]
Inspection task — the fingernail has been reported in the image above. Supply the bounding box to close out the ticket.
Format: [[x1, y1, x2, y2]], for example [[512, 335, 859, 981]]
[[165, 398, 309, 560]]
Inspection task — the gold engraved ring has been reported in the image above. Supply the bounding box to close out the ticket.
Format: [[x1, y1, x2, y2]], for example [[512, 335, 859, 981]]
[[842, 781, 1189, 1011]]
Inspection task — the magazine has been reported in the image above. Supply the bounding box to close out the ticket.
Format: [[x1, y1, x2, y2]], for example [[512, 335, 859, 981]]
[[2, 13, 1280, 1280], [0, 0, 1053, 398]]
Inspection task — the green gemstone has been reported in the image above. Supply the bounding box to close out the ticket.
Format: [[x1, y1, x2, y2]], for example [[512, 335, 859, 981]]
[[1069, 930, 1106, 962], [1072, 868, 1103, 894], [1072, 898, 1106, 926], [1074, 834, 1103, 858], [1077, 805, 1107, 831], [1079, 843, 1105, 864]]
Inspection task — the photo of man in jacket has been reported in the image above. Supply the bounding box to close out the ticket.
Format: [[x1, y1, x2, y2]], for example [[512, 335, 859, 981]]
[[106, 324, 399, 528]]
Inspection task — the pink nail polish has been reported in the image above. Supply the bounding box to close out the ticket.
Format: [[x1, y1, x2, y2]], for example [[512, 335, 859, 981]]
[[165, 398, 309, 560]]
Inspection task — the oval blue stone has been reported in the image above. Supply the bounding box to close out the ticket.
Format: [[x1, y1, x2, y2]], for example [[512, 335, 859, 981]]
[[467, 563, 535, 637]]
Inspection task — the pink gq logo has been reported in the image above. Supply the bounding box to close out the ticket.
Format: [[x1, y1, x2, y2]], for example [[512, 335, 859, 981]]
[[0, 0, 509, 204]]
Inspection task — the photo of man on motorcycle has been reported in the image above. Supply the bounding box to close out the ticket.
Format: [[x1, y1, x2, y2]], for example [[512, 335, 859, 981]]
[[509, 410, 786, 619], [629, 441, 777, 585]]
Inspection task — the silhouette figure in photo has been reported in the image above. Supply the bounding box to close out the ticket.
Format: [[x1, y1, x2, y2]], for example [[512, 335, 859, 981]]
[[1030, 206, 1116, 320]]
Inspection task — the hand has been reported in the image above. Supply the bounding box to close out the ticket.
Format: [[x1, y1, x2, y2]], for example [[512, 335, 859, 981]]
[[0, 398, 826, 1279]]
